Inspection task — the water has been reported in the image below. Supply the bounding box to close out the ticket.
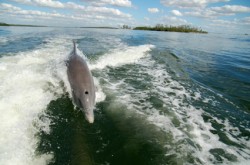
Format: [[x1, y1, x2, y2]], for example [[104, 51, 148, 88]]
[[0, 27, 249, 165]]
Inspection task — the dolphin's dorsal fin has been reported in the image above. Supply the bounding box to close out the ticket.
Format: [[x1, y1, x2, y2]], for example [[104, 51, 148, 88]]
[[73, 40, 76, 54]]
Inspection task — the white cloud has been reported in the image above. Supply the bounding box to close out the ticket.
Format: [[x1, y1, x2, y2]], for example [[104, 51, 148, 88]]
[[0, 3, 132, 26], [11, 0, 65, 8], [0, 3, 66, 18], [208, 18, 249, 31], [210, 5, 250, 14], [85, 6, 131, 18], [10, 0, 31, 4], [11, 0, 86, 9], [148, 8, 159, 13], [160, 0, 230, 9], [171, 10, 182, 16], [103, 0, 132, 7], [241, 17, 250, 25], [186, 5, 250, 19], [10, 0, 131, 12], [7, 1, 131, 18], [212, 19, 235, 25], [1, 3, 21, 11], [66, 2, 85, 10], [144, 17, 149, 21], [185, 9, 220, 18], [81, 0, 132, 7], [33, 0, 64, 8], [161, 16, 188, 25]]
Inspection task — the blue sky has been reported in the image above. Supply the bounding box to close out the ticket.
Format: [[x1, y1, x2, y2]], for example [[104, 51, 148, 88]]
[[1, 0, 250, 33]]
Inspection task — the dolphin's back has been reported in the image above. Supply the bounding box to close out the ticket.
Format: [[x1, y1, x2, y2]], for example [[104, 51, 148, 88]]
[[68, 55, 94, 91], [67, 42, 95, 123]]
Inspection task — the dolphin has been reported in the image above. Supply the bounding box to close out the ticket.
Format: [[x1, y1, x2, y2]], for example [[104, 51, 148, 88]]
[[67, 41, 95, 123]]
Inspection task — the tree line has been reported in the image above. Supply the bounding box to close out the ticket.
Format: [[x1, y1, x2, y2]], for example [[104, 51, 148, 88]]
[[134, 24, 207, 33]]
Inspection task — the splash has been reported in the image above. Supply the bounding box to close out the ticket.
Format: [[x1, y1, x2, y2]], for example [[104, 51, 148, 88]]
[[0, 38, 70, 165], [90, 44, 155, 70]]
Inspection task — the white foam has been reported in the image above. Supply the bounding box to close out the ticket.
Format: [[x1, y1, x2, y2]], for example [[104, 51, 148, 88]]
[[93, 77, 106, 103], [142, 59, 250, 163], [0, 38, 71, 165], [90, 44, 155, 70], [233, 160, 250, 165], [102, 54, 250, 164], [87, 43, 155, 106]]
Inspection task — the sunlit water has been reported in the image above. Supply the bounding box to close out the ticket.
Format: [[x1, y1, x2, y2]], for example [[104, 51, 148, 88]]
[[0, 27, 249, 165]]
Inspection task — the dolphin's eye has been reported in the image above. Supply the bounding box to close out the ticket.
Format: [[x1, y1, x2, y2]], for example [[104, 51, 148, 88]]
[[85, 91, 89, 95]]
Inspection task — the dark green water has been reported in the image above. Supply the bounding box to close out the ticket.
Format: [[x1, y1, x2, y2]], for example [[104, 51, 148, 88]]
[[0, 27, 249, 165]]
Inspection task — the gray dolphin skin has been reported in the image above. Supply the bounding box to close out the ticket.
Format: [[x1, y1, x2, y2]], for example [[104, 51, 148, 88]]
[[67, 41, 96, 123]]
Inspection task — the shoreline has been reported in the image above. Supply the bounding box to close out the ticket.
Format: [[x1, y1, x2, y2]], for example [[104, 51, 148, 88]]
[[134, 25, 208, 34]]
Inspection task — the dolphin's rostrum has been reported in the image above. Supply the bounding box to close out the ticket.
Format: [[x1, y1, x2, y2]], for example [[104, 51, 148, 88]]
[[67, 41, 96, 123]]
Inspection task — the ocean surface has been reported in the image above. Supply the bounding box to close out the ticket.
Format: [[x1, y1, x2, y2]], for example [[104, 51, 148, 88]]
[[0, 27, 249, 165]]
